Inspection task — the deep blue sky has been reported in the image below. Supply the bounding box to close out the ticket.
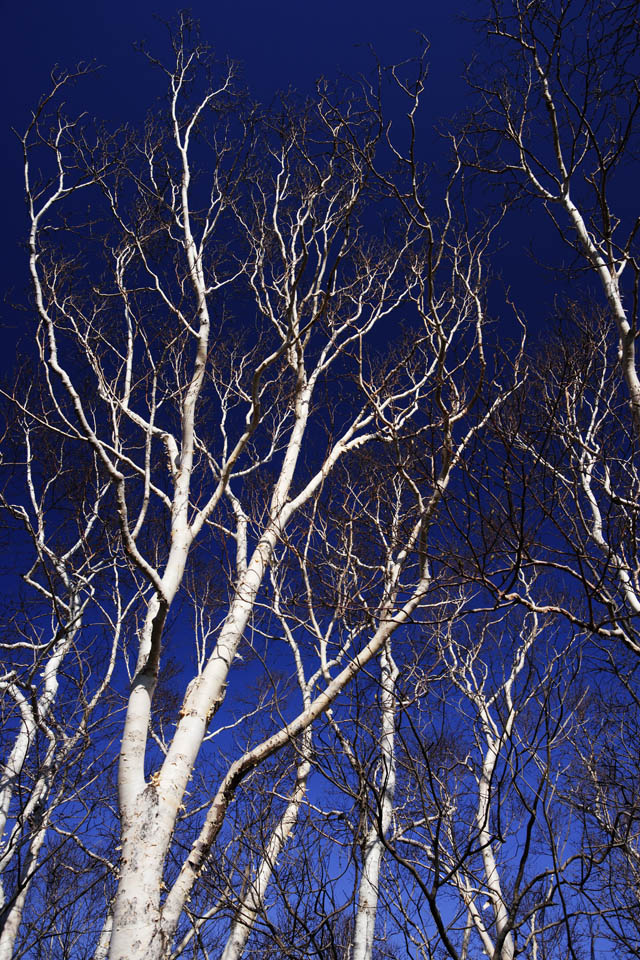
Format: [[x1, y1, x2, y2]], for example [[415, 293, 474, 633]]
[[1, 0, 561, 354], [3, 2, 475, 117], [1, 1, 480, 352]]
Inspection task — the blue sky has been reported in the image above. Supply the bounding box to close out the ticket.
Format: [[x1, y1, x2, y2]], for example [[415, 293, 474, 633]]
[[3, 1, 584, 364], [1, 2, 479, 345]]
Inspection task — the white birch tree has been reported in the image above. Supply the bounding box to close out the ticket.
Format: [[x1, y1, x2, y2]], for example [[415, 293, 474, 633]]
[[467, 0, 640, 436], [0, 408, 135, 960], [18, 21, 496, 958], [460, 0, 640, 653], [9, 9, 639, 958], [380, 604, 593, 960]]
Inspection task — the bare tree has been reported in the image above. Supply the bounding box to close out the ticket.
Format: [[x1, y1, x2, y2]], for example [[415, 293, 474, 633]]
[[448, 308, 640, 657], [521, 311, 640, 655], [0, 401, 137, 960], [566, 652, 640, 956], [464, 0, 640, 434], [16, 18, 501, 958], [372, 604, 598, 960], [9, 8, 639, 958], [455, 0, 640, 653]]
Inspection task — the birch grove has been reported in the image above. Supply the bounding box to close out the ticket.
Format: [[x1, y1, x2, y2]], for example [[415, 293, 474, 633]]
[[2, 4, 640, 958]]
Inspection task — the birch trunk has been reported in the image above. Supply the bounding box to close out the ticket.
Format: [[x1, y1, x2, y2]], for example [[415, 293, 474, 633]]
[[475, 741, 515, 960], [0, 816, 49, 960], [108, 394, 314, 960], [561, 194, 640, 444], [94, 910, 113, 960], [352, 644, 398, 960], [0, 605, 85, 956], [220, 727, 312, 960]]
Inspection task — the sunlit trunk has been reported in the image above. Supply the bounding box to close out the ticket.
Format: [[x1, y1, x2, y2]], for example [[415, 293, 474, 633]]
[[476, 741, 514, 960], [220, 729, 312, 960], [352, 644, 398, 960], [0, 814, 48, 960]]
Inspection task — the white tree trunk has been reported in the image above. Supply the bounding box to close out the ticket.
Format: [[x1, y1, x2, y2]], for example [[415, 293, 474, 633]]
[[0, 814, 48, 960], [475, 742, 515, 960], [220, 728, 312, 960], [352, 644, 398, 960], [109, 390, 319, 959], [94, 910, 113, 960], [0, 613, 83, 957]]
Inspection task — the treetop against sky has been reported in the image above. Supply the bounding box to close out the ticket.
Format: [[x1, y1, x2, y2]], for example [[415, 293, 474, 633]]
[[2, 0, 561, 352], [1, 2, 639, 959]]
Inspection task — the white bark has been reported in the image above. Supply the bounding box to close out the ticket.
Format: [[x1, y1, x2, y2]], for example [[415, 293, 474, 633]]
[[0, 619, 78, 866], [159, 504, 435, 942], [19, 35, 494, 958], [219, 727, 312, 960], [352, 644, 398, 960], [94, 911, 114, 960], [442, 611, 543, 960], [560, 193, 640, 443], [475, 740, 515, 960], [0, 446, 121, 957], [0, 816, 48, 960], [486, 7, 640, 443]]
